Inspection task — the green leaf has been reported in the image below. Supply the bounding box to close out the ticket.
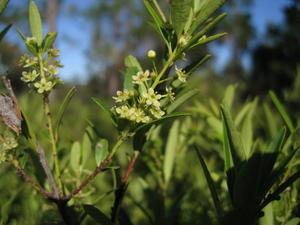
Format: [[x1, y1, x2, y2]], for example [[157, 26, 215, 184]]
[[196, 32, 227, 46], [184, 55, 212, 75], [263, 103, 277, 137], [124, 55, 142, 71], [70, 141, 81, 172], [186, 13, 227, 50], [0, 24, 11, 42], [124, 67, 139, 91], [163, 120, 179, 185], [190, 0, 226, 33], [259, 203, 274, 225], [42, 31, 57, 51], [0, 0, 9, 16], [171, 0, 193, 35], [269, 91, 295, 133], [83, 205, 113, 225], [240, 99, 257, 157], [222, 84, 237, 109], [54, 87, 76, 140], [285, 218, 300, 225], [29, 1, 43, 45], [167, 89, 199, 113], [82, 133, 92, 166], [95, 139, 109, 165], [144, 0, 163, 28], [221, 104, 245, 168], [92, 97, 117, 127], [21, 110, 37, 147], [195, 145, 223, 218], [135, 112, 191, 132], [16, 28, 26, 41]]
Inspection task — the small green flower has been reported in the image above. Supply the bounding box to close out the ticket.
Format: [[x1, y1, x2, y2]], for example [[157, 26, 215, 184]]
[[34, 78, 54, 94], [133, 70, 150, 85], [142, 88, 162, 107], [113, 89, 134, 103], [46, 65, 59, 75], [166, 87, 175, 101], [178, 35, 191, 46], [129, 108, 151, 123], [23, 57, 38, 68], [116, 105, 133, 119], [18, 54, 30, 66], [175, 65, 187, 83], [150, 106, 165, 119], [21, 70, 39, 83], [48, 48, 60, 57]]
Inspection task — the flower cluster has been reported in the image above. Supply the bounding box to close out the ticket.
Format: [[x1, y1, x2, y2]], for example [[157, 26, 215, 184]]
[[0, 130, 18, 164], [113, 68, 176, 124], [19, 38, 63, 94]]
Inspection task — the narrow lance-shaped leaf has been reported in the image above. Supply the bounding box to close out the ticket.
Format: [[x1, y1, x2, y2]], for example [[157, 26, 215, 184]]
[[70, 141, 80, 173], [83, 205, 113, 225], [163, 120, 179, 185], [171, 0, 193, 36], [0, 0, 9, 16], [189, 0, 226, 34], [0, 24, 11, 42], [54, 87, 76, 140], [167, 89, 199, 113], [269, 91, 295, 133], [194, 145, 223, 219], [135, 112, 191, 132], [95, 139, 109, 165], [29, 1, 43, 45], [92, 97, 118, 127]]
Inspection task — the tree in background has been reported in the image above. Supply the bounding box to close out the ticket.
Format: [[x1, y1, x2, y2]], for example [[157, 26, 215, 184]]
[[248, 0, 300, 96], [221, 0, 255, 81]]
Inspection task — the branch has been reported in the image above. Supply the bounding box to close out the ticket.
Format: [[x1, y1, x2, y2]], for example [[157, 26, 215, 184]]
[[37, 143, 60, 198], [15, 164, 56, 200]]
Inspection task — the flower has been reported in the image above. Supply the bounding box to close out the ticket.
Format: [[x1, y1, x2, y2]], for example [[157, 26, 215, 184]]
[[18, 54, 30, 66], [23, 57, 38, 68], [48, 48, 60, 57], [142, 88, 162, 107], [46, 65, 59, 75], [166, 87, 175, 101], [147, 50, 156, 59], [116, 105, 134, 119], [132, 70, 150, 85], [150, 106, 165, 118], [175, 65, 187, 83], [21, 70, 39, 83], [178, 35, 191, 46], [113, 89, 134, 103], [34, 78, 53, 94], [129, 108, 150, 123]]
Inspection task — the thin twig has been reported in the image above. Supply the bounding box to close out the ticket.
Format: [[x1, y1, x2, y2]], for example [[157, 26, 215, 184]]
[[121, 151, 140, 184], [63, 158, 110, 201], [37, 143, 60, 198], [14, 164, 56, 200]]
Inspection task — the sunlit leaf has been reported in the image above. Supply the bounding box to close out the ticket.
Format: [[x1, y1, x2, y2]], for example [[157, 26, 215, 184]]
[[29, 1, 43, 45]]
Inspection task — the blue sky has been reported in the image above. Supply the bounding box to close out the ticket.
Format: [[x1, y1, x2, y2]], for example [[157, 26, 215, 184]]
[[5, 0, 292, 82]]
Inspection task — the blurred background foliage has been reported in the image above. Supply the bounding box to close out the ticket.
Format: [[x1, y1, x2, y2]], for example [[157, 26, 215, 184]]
[[0, 0, 300, 225]]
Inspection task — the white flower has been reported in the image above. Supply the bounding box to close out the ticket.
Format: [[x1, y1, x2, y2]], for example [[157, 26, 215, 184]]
[[175, 65, 187, 83], [34, 78, 53, 94], [142, 88, 162, 107], [46, 65, 59, 75], [23, 57, 38, 68], [116, 105, 134, 119], [132, 70, 150, 85], [150, 106, 165, 119], [128, 108, 150, 123], [113, 89, 134, 103], [166, 87, 175, 101], [21, 70, 39, 83]]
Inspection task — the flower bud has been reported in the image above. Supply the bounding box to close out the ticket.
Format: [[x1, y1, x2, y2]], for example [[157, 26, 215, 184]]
[[147, 50, 156, 59]]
